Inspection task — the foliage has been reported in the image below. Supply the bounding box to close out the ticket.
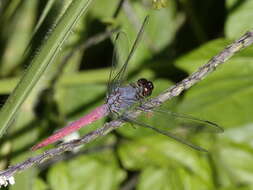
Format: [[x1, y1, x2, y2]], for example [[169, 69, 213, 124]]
[[0, 0, 253, 189]]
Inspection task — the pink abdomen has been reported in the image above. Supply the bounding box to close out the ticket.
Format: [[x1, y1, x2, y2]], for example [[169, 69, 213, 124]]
[[31, 104, 109, 150]]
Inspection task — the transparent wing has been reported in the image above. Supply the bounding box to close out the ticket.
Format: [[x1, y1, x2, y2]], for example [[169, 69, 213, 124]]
[[122, 107, 223, 152], [123, 115, 208, 152], [153, 108, 224, 133], [107, 31, 129, 95], [107, 16, 149, 94]]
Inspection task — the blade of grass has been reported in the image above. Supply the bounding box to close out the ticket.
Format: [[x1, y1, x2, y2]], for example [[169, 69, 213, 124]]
[[0, 0, 93, 137], [32, 0, 56, 34]]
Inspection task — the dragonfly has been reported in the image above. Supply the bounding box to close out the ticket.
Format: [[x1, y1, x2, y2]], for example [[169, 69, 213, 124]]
[[31, 16, 223, 152]]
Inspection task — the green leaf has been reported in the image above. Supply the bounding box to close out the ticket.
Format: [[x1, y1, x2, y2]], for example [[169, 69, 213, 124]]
[[0, 0, 36, 76], [219, 186, 252, 190], [56, 83, 105, 116], [137, 166, 183, 190], [217, 143, 253, 186], [176, 39, 253, 127], [225, 0, 253, 38], [223, 123, 253, 145], [55, 82, 106, 136], [48, 152, 126, 190], [89, 0, 119, 19], [0, 69, 110, 95], [138, 166, 213, 190], [34, 178, 48, 190], [118, 135, 213, 179], [215, 125, 253, 187], [48, 163, 70, 190]]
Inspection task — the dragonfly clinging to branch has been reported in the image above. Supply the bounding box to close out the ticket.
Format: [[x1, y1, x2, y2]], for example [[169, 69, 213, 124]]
[[32, 16, 223, 152]]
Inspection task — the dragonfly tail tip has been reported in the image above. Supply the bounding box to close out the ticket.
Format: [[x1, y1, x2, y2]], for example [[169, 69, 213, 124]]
[[30, 144, 42, 151]]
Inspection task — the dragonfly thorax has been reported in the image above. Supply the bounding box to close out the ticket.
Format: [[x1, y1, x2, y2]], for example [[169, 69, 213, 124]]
[[106, 78, 154, 116]]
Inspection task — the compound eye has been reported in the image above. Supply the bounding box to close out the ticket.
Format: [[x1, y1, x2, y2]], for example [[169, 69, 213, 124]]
[[137, 78, 148, 85], [143, 83, 154, 96], [147, 81, 154, 91], [137, 78, 154, 97]]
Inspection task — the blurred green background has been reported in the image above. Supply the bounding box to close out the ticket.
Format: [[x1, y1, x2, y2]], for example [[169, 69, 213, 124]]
[[1, 0, 253, 189]]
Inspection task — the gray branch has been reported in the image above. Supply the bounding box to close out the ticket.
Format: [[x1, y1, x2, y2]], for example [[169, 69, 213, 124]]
[[1, 30, 253, 182]]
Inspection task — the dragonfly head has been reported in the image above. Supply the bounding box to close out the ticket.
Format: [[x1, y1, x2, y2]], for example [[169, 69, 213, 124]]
[[137, 78, 154, 97]]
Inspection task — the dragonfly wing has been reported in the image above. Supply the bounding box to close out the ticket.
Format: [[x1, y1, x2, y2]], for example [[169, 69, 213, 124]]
[[107, 31, 129, 94], [121, 105, 223, 152], [107, 16, 149, 94], [122, 115, 208, 152], [152, 107, 224, 133]]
